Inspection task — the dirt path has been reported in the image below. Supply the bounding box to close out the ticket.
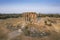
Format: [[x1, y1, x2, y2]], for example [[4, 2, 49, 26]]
[[7, 29, 23, 40]]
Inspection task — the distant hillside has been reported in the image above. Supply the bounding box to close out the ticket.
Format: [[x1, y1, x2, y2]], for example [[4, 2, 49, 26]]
[[0, 12, 60, 19], [0, 14, 22, 19], [38, 14, 60, 17]]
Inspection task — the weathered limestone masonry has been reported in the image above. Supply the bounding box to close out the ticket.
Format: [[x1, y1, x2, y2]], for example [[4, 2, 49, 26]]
[[19, 12, 52, 39], [22, 12, 37, 24]]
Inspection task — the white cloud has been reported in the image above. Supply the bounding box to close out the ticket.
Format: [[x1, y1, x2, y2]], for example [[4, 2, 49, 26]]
[[0, 3, 60, 13]]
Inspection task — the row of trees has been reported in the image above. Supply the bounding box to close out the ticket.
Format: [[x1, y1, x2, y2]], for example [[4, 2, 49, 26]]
[[38, 14, 60, 17], [0, 13, 60, 19], [0, 14, 22, 19]]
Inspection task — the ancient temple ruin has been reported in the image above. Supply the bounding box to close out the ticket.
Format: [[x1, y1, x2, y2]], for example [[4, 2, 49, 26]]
[[22, 12, 37, 23]]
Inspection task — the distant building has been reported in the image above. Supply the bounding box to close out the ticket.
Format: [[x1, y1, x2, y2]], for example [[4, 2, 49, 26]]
[[22, 12, 37, 23]]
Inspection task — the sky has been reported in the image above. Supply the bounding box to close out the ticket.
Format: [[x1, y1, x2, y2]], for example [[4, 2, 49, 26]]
[[0, 0, 60, 13]]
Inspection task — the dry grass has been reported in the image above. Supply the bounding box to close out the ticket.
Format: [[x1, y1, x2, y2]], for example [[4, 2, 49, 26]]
[[0, 17, 60, 40]]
